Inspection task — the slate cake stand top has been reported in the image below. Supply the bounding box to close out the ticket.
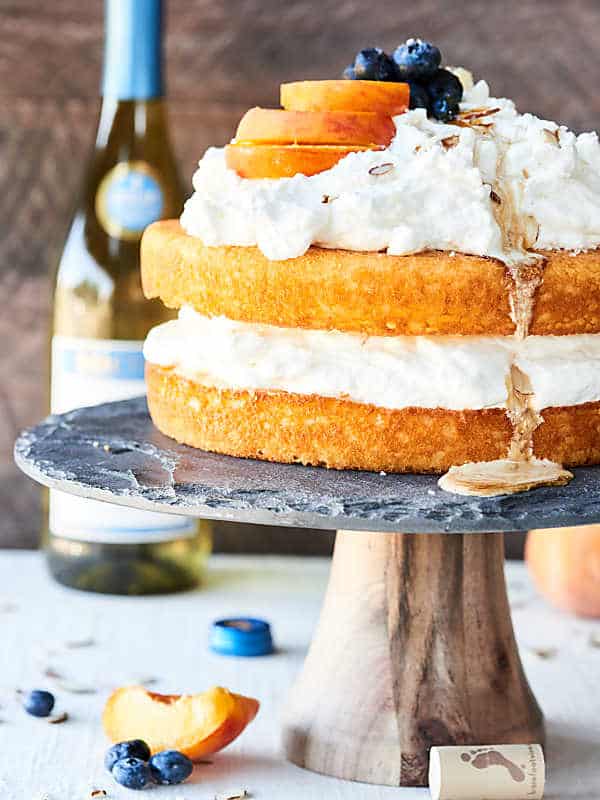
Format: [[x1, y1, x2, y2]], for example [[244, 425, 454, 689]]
[[13, 397, 600, 534]]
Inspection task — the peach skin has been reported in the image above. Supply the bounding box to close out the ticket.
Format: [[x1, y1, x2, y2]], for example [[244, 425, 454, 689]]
[[225, 142, 380, 178], [280, 79, 409, 114], [235, 107, 395, 146]]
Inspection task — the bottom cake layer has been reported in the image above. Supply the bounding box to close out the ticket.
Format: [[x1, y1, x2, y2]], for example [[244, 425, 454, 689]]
[[146, 364, 600, 474]]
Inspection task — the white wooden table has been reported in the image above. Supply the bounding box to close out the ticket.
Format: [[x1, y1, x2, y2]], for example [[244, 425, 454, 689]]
[[0, 552, 599, 799]]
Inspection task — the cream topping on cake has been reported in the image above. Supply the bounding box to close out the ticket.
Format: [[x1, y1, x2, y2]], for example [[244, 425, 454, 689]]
[[180, 80, 600, 263], [144, 307, 600, 412]]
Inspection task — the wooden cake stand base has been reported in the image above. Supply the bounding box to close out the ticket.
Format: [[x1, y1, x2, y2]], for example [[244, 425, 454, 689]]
[[283, 530, 543, 786], [18, 398, 593, 788]]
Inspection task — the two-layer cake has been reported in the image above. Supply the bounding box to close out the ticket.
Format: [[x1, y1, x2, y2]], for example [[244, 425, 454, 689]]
[[141, 42, 600, 495]]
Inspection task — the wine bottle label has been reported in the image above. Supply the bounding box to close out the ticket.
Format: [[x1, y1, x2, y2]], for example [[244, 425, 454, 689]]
[[49, 336, 196, 544], [95, 161, 164, 242]]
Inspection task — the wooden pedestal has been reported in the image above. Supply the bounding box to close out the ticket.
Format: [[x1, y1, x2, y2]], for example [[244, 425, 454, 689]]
[[282, 530, 544, 787]]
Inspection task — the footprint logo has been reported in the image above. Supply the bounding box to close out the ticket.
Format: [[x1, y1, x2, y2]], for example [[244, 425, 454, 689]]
[[460, 748, 526, 783]]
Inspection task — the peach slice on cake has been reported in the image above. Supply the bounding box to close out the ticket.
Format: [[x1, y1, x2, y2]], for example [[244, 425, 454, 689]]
[[235, 107, 395, 146], [102, 685, 259, 760], [225, 142, 380, 179], [280, 80, 409, 115]]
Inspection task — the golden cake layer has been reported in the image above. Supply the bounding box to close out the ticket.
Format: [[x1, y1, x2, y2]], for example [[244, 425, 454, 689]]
[[142, 220, 600, 336], [146, 365, 600, 474]]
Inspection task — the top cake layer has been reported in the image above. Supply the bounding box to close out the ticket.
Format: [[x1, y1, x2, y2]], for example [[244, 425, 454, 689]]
[[141, 221, 600, 336]]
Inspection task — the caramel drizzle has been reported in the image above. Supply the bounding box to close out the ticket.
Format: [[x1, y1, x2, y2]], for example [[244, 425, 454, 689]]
[[491, 168, 544, 339], [486, 143, 548, 470], [506, 364, 541, 462], [438, 121, 572, 496]]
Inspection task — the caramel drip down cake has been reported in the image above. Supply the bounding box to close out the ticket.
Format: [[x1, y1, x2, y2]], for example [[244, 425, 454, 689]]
[[141, 47, 600, 496]]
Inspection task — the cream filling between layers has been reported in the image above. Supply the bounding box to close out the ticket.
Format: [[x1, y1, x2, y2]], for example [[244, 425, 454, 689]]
[[144, 307, 600, 412]]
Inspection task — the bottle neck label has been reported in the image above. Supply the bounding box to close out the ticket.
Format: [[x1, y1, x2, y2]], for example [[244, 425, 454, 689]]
[[95, 161, 165, 241], [102, 0, 163, 100], [50, 336, 195, 543]]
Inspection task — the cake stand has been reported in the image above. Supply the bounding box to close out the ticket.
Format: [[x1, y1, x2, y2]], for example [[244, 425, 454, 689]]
[[14, 397, 600, 787]]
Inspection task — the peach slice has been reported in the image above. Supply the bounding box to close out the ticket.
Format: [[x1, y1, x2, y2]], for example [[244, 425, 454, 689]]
[[102, 685, 259, 760], [235, 107, 395, 146], [225, 143, 379, 179], [281, 80, 409, 115]]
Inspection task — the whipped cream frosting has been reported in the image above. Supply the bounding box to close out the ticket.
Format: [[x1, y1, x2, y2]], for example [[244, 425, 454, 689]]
[[180, 80, 600, 263], [144, 307, 600, 411]]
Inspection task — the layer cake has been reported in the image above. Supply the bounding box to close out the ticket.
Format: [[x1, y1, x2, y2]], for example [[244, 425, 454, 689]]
[[140, 52, 600, 494]]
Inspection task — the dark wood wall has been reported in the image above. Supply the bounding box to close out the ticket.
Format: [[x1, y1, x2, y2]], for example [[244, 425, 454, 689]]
[[1, 0, 599, 550]]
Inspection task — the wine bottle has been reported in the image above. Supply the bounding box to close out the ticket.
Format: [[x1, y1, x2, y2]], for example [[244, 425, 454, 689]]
[[45, 0, 212, 594]]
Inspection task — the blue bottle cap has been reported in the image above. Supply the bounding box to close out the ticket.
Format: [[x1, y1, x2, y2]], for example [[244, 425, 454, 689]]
[[210, 618, 274, 657]]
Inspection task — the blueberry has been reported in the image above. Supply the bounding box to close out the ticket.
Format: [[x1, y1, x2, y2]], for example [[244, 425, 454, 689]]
[[23, 689, 55, 718], [112, 757, 151, 790], [353, 48, 399, 82], [105, 740, 151, 772], [408, 81, 430, 111], [427, 68, 463, 105], [343, 64, 356, 80], [149, 750, 194, 785], [430, 95, 460, 122], [393, 39, 441, 81]]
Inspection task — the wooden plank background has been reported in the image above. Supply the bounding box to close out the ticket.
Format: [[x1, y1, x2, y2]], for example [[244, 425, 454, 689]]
[[1, 0, 599, 550]]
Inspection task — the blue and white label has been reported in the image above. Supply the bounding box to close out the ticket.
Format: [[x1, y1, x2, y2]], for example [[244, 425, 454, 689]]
[[50, 336, 195, 543], [51, 337, 147, 413], [95, 162, 164, 241]]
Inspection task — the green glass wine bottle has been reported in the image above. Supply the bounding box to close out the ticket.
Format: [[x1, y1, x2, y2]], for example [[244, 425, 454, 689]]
[[45, 0, 212, 594]]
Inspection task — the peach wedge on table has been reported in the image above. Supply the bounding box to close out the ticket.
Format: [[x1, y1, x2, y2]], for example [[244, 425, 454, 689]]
[[102, 685, 259, 759]]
